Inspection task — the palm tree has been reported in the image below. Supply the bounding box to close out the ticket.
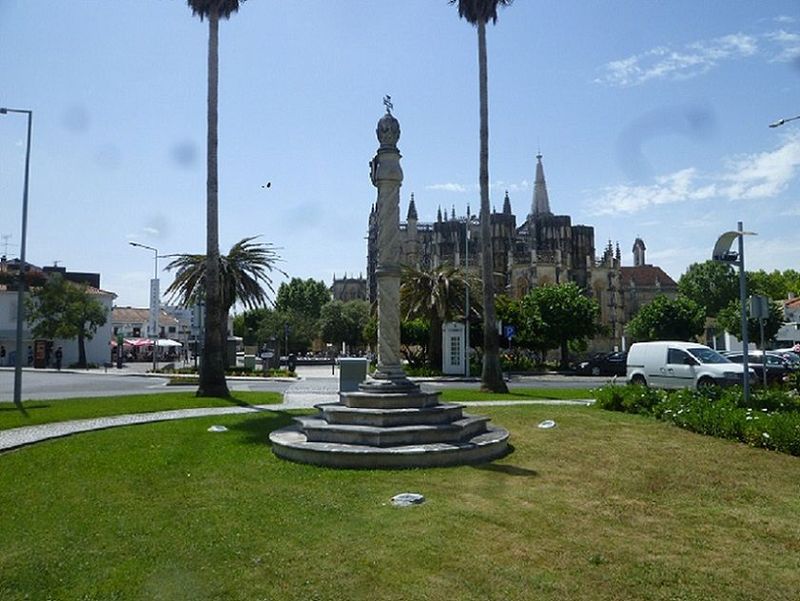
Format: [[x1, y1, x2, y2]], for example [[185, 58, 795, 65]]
[[164, 236, 285, 318], [187, 0, 246, 397], [450, 0, 512, 392], [400, 264, 476, 371]]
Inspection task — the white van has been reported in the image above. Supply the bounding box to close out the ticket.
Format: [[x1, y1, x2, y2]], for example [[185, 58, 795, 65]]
[[626, 341, 752, 390]]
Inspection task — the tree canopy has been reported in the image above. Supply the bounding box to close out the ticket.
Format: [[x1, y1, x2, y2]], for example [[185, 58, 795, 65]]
[[678, 261, 738, 318], [627, 295, 705, 342], [717, 299, 785, 344], [25, 274, 108, 368], [400, 264, 472, 370], [164, 237, 284, 314], [274, 278, 331, 320], [318, 300, 370, 351], [523, 283, 600, 369]]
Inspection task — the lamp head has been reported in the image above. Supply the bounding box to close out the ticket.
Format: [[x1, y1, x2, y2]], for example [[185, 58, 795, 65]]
[[769, 119, 784, 128], [0, 108, 7, 115]]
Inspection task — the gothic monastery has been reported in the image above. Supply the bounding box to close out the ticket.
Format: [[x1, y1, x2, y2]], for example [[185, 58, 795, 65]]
[[362, 154, 678, 350]]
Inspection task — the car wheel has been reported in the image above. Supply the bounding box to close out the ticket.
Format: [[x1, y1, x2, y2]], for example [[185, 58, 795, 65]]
[[591, 366, 601, 376], [631, 374, 647, 387], [697, 376, 716, 390]]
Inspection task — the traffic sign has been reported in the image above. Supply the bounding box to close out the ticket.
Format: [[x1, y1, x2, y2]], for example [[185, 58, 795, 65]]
[[504, 325, 516, 339]]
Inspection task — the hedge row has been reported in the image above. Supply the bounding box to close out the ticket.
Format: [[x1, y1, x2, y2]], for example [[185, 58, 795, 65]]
[[594, 383, 800, 456]]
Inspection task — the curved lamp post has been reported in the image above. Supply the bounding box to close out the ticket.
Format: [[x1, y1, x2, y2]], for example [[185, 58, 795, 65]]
[[768, 115, 800, 128], [712, 222, 757, 401], [129, 241, 160, 372], [1, 107, 33, 411]]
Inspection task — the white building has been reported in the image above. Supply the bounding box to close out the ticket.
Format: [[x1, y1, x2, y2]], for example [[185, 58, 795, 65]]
[[0, 281, 116, 368]]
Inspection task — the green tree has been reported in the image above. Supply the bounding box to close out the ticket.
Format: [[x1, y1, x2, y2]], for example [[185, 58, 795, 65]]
[[450, 0, 512, 393], [400, 318, 429, 367], [678, 261, 738, 318], [318, 300, 370, 352], [164, 237, 284, 366], [25, 274, 108, 368], [524, 283, 600, 369], [233, 307, 271, 345], [627, 295, 705, 342], [274, 278, 331, 320], [164, 237, 283, 315], [717, 299, 785, 344], [747, 269, 800, 300], [400, 264, 471, 371], [496, 294, 543, 353], [187, 0, 247, 397]]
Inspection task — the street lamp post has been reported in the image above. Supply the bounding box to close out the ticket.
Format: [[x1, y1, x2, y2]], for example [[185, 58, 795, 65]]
[[712, 222, 757, 402], [464, 211, 471, 378], [129, 241, 159, 373], [1, 107, 33, 411], [768, 115, 800, 128]]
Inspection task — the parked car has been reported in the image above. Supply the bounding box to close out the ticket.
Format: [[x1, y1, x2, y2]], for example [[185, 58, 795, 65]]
[[577, 351, 627, 376], [626, 341, 753, 390], [723, 351, 794, 385]]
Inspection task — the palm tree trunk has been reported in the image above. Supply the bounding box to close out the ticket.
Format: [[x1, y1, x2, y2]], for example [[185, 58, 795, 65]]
[[477, 20, 507, 393], [429, 316, 443, 371], [198, 7, 229, 397]]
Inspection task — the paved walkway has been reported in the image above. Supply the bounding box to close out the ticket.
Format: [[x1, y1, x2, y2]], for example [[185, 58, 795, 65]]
[[0, 376, 592, 453]]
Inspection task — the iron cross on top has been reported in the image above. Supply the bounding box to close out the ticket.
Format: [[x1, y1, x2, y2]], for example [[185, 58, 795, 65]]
[[383, 95, 393, 114]]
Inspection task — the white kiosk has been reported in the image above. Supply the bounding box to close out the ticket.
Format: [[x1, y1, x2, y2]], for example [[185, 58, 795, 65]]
[[442, 322, 465, 375]]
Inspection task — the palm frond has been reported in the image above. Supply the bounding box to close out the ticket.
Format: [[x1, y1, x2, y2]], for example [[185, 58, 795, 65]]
[[449, 0, 513, 25], [187, 0, 246, 21], [164, 236, 286, 311]]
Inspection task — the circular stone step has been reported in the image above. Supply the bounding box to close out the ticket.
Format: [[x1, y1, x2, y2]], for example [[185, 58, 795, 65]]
[[269, 425, 509, 469]]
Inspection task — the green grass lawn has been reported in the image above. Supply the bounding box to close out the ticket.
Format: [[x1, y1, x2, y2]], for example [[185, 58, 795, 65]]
[[0, 392, 283, 431], [438, 387, 594, 402], [1, 405, 799, 600]]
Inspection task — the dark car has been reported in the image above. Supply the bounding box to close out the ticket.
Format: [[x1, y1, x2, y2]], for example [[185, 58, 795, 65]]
[[724, 351, 793, 385], [577, 351, 627, 376]]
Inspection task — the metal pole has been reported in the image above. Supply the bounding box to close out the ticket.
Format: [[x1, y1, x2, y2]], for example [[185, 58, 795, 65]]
[[152, 248, 158, 373], [759, 316, 766, 388], [6, 109, 33, 410], [464, 214, 470, 378], [738, 221, 750, 402]]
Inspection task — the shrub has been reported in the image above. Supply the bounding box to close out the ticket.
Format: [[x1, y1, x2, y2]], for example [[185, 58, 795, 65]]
[[593, 383, 664, 414], [595, 383, 800, 457], [500, 350, 534, 373]]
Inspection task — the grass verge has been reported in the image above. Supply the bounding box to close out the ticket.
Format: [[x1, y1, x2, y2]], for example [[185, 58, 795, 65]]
[[0, 391, 283, 431], [1, 405, 799, 600], [438, 387, 594, 402]]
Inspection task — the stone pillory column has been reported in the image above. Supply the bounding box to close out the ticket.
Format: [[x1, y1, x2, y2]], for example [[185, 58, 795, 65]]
[[266, 97, 509, 468], [364, 98, 417, 392]]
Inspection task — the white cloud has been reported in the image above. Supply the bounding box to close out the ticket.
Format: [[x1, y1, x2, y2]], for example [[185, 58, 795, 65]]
[[765, 29, 800, 62], [589, 134, 800, 215], [596, 33, 758, 86], [426, 182, 469, 193], [719, 136, 800, 200]]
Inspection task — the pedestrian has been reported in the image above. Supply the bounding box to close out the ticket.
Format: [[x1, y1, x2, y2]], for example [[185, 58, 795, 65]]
[[27, 346, 33, 366], [55, 346, 63, 371], [0, 345, 5, 367]]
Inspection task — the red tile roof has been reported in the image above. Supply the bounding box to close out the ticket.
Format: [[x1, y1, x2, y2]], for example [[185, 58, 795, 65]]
[[620, 265, 678, 288]]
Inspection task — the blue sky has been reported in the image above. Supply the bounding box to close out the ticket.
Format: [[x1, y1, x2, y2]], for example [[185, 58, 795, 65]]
[[1, 1, 799, 308]]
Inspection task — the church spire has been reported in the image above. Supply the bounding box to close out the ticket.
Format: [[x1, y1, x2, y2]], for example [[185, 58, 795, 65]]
[[531, 153, 551, 216], [437, 206, 442, 222], [502, 190, 512, 215], [406, 193, 418, 221]]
